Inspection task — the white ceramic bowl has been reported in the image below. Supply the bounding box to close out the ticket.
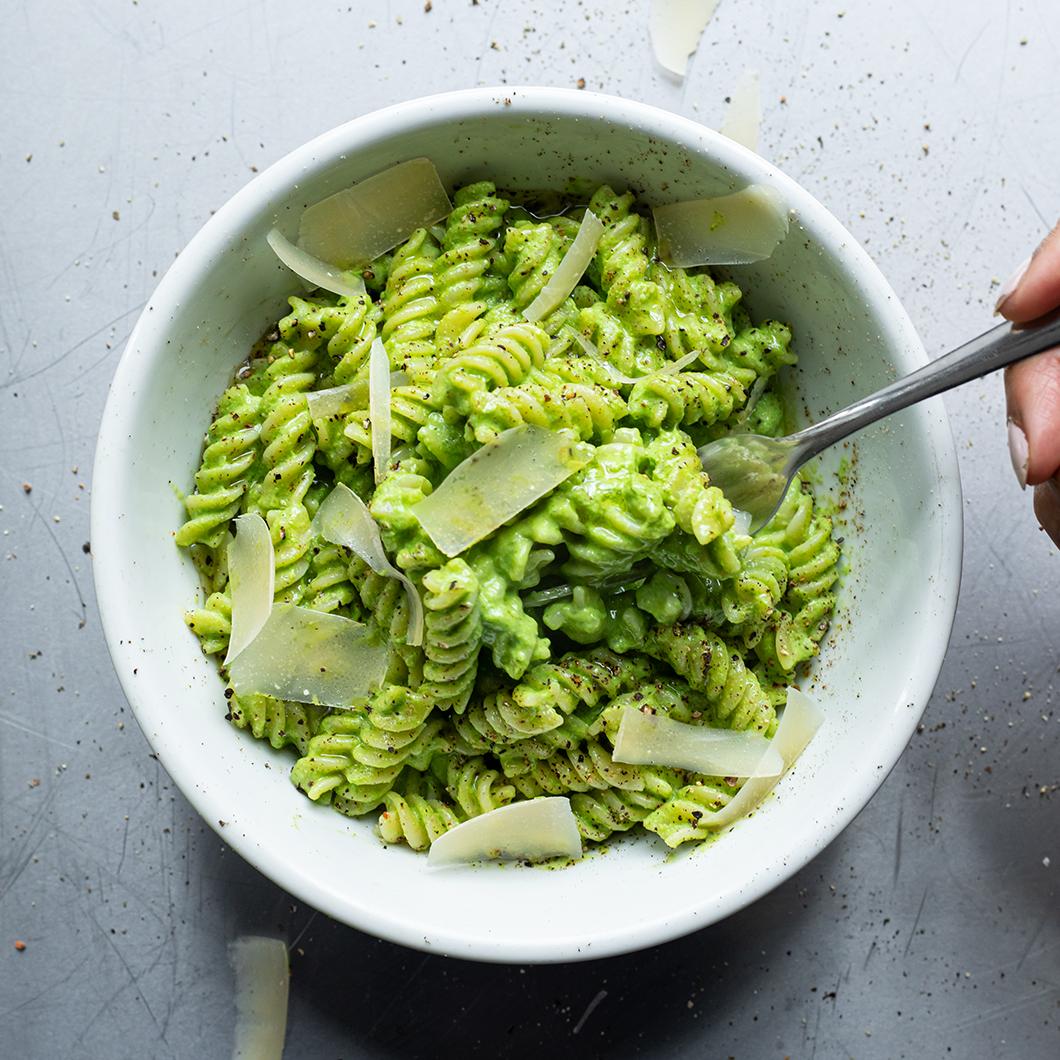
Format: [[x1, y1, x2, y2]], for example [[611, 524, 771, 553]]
[[92, 87, 962, 963]]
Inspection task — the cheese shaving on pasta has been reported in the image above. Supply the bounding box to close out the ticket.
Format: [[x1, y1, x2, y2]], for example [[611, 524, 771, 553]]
[[653, 185, 789, 267], [523, 210, 604, 322], [369, 337, 391, 484], [568, 329, 699, 384], [266, 228, 367, 301], [224, 514, 274, 666], [414, 426, 591, 557], [612, 705, 783, 777], [228, 604, 388, 708], [305, 381, 368, 424], [428, 797, 583, 866], [314, 483, 424, 646], [700, 687, 824, 829], [298, 158, 453, 268]]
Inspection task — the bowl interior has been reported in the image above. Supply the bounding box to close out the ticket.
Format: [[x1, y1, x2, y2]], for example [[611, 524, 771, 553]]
[[92, 89, 961, 962]]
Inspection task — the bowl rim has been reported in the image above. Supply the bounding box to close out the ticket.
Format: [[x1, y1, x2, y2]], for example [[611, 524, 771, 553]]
[[91, 85, 964, 963]]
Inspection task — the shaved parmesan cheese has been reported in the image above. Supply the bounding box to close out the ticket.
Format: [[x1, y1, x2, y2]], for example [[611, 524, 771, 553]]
[[368, 337, 391, 484], [305, 381, 368, 425], [720, 69, 761, 153], [227, 603, 388, 708], [298, 158, 452, 268], [266, 228, 366, 301], [731, 508, 753, 537], [428, 797, 582, 866], [414, 426, 590, 557], [612, 706, 782, 777], [523, 210, 605, 322], [229, 936, 289, 1060], [224, 514, 274, 666], [306, 371, 408, 427], [314, 483, 424, 646], [702, 686, 824, 829], [567, 329, 699, 384], [650, 0, 721, 78], [654, 184, 789, 268]]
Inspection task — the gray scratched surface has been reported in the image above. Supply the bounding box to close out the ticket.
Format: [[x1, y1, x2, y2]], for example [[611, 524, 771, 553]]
[[2, 1, 1058, 1057]]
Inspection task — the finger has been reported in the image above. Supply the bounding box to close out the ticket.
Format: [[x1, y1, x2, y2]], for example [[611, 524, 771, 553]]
[[996, 221, 1060, 321], [1004, 349, 1060, 485], [1032, 477, 1060, 548]]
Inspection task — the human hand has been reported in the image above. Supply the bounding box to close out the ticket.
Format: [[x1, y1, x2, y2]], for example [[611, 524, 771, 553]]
[[996, 223, 1060, 545]]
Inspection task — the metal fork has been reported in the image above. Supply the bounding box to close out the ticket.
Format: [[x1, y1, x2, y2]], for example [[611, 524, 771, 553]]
[[698, 310, 1060, 532]]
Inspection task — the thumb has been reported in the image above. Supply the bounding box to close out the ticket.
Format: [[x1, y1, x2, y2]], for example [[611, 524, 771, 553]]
[[1005, 351, 1060, 486], [998, 222, 1060, 488], [996, 221, 1060, 322]]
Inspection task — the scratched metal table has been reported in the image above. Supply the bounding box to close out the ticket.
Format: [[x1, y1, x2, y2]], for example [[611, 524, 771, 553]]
[[3, 1, 1058, 1056]]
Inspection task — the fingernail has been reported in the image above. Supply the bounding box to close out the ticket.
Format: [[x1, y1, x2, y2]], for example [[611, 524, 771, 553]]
[[995, 255, 1031, 313], [1007, 419, 1028, 488]]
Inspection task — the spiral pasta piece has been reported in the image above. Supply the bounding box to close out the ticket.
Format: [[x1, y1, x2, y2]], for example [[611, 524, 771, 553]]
[[434, 182, 511, 352], [592, 681, 716, 751], [228, 692, 327, 755], [447, 683, 562, 750], [577, 301, 663, 379], [719, 542, 789, 628], [589, 185, 666, 336], [644, 624, 776, 735], [382, 227, 441, 377], [291, 686, 437, 807], [369, 454, 446, 573], [176, 385, 262, 547], [430, 321, 550, 415], [467, 380, 626, 444], [505, 737, 642, 794], [531, 763, 684, 842], [513, 647, 654, 722], [646, 429, 734, 547], [628, 369, 747, 431], [266, 502, 314, 603], [246, 347, 320, 513], [378, 790, 462, 850], [280, 292, 380, 384], [642, 779, 740, 847], [502, 218, 583, 334], [304, 542, 358, 615], [656, 264, 741, 363], [722, 314, 797, 390], [185, 591, 231, 655], [558, 429, 675, 578], [341, 382, 444, 466], [440, 754, 517, 818], [750, 477, 842, 674], [568, 787, 669, 843], [421, 559, 482, 712]]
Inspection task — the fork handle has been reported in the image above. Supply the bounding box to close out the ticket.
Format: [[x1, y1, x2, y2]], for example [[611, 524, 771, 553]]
[[791, 307, 1060, 460]]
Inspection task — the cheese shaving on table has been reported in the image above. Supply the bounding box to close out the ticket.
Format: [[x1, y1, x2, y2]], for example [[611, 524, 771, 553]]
[[649, 0, 721, 78]]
